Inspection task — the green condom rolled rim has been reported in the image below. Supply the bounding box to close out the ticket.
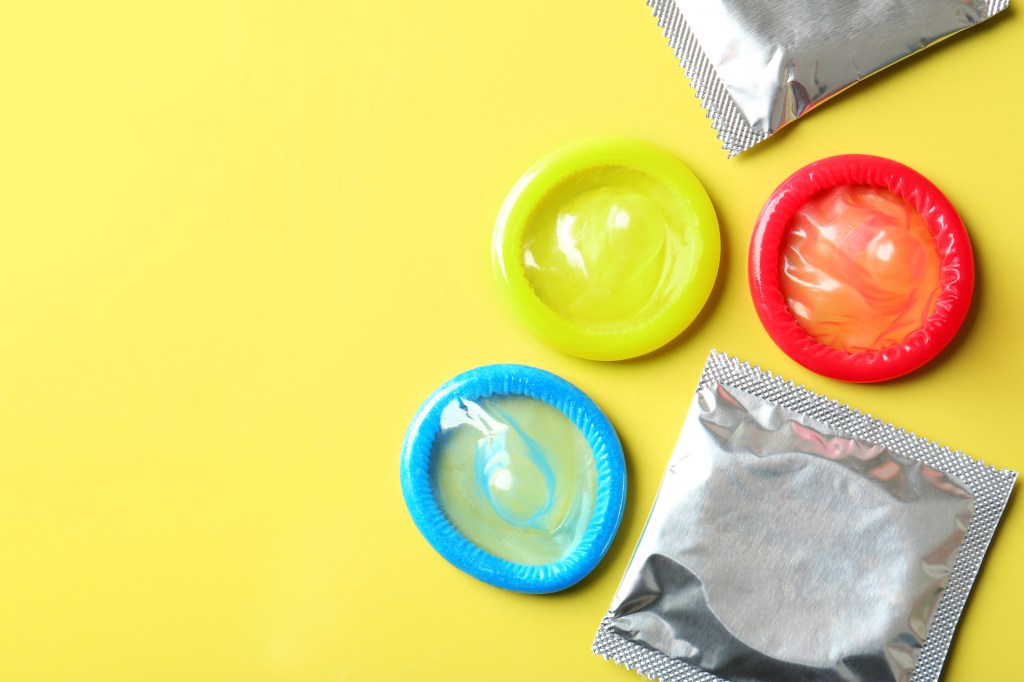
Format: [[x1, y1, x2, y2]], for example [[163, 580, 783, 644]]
[[400, 364, 627, 594], [493, 138, 721, 361]]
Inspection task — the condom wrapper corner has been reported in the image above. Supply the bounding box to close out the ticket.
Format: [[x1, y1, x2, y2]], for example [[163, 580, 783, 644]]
[[593, 351, 1016, 682], [750, 154, 973, 383], [400, 364, 626, 594], [493, 138, 720, 361], [646, 0, 1010, 156]]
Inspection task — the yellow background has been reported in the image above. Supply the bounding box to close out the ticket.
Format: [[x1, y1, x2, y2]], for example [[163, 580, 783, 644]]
[[1, 2, 1021, 680]]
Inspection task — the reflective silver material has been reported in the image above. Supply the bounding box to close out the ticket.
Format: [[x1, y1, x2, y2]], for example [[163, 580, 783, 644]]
[[594, 352, 1016, 682], [647, 0, 1010, 156]]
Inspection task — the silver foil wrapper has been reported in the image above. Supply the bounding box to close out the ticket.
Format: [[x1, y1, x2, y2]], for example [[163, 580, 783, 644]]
[[594, 351, 1016, 682], [647, 0, 1010, 156]]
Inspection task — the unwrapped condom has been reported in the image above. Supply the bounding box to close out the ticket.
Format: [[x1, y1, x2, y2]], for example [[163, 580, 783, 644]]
[[493, 139, 720, 361], [400, 364, 626, 593], [749, 155, 973, 382]]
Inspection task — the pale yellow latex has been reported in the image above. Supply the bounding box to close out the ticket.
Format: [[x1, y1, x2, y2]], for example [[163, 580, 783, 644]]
[[521, 167, 690, 330], [430, 396, 596, 565], [779, 185, 941, 352]]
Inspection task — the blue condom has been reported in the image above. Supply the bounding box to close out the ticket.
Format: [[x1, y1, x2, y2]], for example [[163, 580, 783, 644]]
[[400, 364, 626, 594]]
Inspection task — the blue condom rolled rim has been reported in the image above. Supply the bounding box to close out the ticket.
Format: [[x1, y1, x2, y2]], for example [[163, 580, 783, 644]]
[[400, 364, 627, 594]]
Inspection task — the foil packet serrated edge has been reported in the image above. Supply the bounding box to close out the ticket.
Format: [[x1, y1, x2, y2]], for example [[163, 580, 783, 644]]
[[647, 1, 1011, 157], [646, 0, 767, 157], [593, 350, 1017, 682]]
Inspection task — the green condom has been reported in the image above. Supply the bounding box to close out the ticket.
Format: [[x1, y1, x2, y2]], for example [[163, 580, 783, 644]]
[[493, 139, 720, 360]]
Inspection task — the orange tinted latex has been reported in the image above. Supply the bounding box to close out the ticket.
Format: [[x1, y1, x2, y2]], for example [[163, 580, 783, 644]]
[[779, 185, 941, 353]]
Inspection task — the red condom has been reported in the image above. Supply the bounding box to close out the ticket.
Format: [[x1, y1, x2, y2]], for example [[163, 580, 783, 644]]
[[749, 155, 974, 383]]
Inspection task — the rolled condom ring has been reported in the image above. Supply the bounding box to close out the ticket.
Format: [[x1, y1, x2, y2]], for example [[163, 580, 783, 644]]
[[493, 139, 720, 361], [400, 364, 626, 593], [749, 155, 974, 382]]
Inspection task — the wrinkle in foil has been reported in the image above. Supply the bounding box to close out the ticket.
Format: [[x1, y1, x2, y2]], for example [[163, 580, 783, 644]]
[[594, 352, 1016, 682], [649, 0, 1009, 155]]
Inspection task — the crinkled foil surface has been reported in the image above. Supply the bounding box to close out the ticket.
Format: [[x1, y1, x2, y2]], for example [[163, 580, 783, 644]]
[[594, 352, 1016, 682], [649, 0, 1009, 155]]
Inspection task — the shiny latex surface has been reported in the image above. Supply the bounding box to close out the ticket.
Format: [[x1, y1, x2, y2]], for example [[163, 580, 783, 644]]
[[492, 138, 720, 361], [399, 363, 627, 594], [2, 3, 1022, 682], [749, 155, 973, 383], [431, 396, 596, 565], [779, 185, 941, 352], [522, 166, 689, 330]]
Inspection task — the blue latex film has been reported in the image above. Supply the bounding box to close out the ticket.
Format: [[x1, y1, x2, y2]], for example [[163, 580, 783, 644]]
[[400, 364, 627, 594], [464, 399, 560, 529], [433, 395, 596, 565]]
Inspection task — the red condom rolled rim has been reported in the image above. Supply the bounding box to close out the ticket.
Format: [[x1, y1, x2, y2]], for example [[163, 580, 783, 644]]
[[748, 155, 974, 383]]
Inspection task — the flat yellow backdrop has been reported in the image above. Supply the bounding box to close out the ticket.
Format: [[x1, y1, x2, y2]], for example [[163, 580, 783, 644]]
[[1, 3, 1021, 681]]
